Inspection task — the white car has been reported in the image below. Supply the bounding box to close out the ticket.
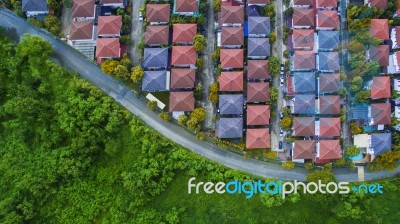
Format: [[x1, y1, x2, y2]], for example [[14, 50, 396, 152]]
[[280, 77, 284, 86], [139, 12, 143, 21], [280, 129, 284, 137]]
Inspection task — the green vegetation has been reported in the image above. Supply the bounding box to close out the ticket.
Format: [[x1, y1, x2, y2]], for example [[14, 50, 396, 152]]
[[281, 161, 295, 169], [208, 82, 219, 104], [268, 56, 281, 76], [193, 34, 206, 53], [344, 145, 361, 157]]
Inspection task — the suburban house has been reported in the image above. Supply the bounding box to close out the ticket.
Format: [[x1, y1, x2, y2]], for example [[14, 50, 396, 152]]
[[371, 76, 391, 99], [289, 72, 315, 94], [172, 24, 197, 45], [247, 82, 270, 103], [247, 60, 270, 81], [247, 5, 261, 17], [96, 38, 120, 60], [366, 0, 387, 9], [170, 69, 196, 90], [218, 94, 244, 115], [216, 118, 244, 138], [72, 0, 95, 21], [292, 140, 315, 161], [247, 38, 270, 59], [293, 117, 315, 136], [219, 27, 244, 48], [97, 16, 122, 37], [143, 48, 169, 70], [317, 31, 340, 51], [146, 4, 170, 25], [389, 51, 400, 74], [354, 133, 392, 159], [316, 0, 338, 9], [169, 92, 195, 112], [69, 21, 95, 42], [316, 10, 339, 30], [246, 128, 270, 149], [368, 45, 390, 70], [145, 26, 170, 46], [141, 70, 168, 92], [173, 0, 199, 16], [317, 52, 340, 72], [219, 71, 244, 92], [248, 17, 271, 37], [390, 26, 400, 49], [317, 117, 341, 137], [318, 95, 340, 115], [247, 0, 270, 6], [292, 94, 315, 114], [22, 0, 48, 17], [370, 103, 391, 126], [293, 0, 313, 8], [220, 5, 244, 27], [171, 46, 196, 68], [319, 73, 340, 93], [316, 140, 341, 162], [290, 29, 314, 50], [370, 19, 389, 41], [220, 49, 244, 69], [292, 8, 314, 29], [246, 105, 270, 126], [99, 0, 124, 8], [291, 51, 316, 71]]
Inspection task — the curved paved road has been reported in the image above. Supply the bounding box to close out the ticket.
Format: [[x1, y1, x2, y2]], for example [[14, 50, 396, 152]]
[[1, 8, 398, 182]]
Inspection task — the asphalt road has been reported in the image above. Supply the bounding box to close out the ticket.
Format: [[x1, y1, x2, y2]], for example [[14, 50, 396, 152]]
[[130, 0, 144, 66], [1, 7, 399, 182]]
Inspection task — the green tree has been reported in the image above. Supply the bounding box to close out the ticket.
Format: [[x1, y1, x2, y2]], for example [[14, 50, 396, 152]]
[[269, 86, 279, 102], [339, 87, 347, 98], [305, 162, 314, 170], [350, 122, 363, 134], [211, 47, 220, 62], [269, 32, 276, 43], [268, 56, 281, 76], [368, 150, 400, 171], [306, 169, 336, 184], [190, 108, 206, 122], [193, 34, 206, 53], [131, 65, 144, 83], [44, 15, 61, 36], [159, 112, 171, 121], [16, 34, 53, 69], [213, 0, 221, 12], [208, 82, 219, 104], [280, 117, 292, 130], [350, 77, 363, 92], [281, 161, 295, 169], [348, 40, 365, 53], [113, 65, 130, 81], [101, 60, 119, 75], [186, 117, 201, 131], [147, 101, 157, 111], [264, 3, 276, 19], [178, 114, 188, 125], [355, 90, 370, 103], [344, 145, 361, 157]]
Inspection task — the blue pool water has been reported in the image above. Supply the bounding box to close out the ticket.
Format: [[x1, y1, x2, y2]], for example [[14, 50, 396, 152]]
[[349, 151, 363, 161]]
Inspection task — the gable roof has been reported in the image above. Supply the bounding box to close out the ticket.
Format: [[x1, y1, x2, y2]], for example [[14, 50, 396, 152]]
[[370, 45, 390, 67], [248, 38, 270, 58], [146, 4, 170, 23], [317, 0, 338, 8], [69, 21, 94, 40], [219, 71, 244, 92], [371, 133, 392, 156], [175, 0, 199, 13], [142, 70, 167, 92], [293, 8, 314, 27], [221, 27, 244, 46], [319, 118, 341, 137], [247, 60, 270, 80], [371, 103, 391, 125], [22, 0, 47, 12], [293, 72, 315, 93], [219, 94, 244, 115], [248, 17, 271, 36], [247, 82, 269, 102], [370, 0, 387, 9], [293, 94, 315, 114], [371, 76, 391, 99], [221, 5, 244, 24], [293, 117, 315, 136], [319, 95, 340, 114], [145, 25, 170, 45], [216, 118, 243, 138], [293, 140, 316, 159], [170, 69, 196, 89], [318, 52, 340, 71], [220, 49, 244, 68], [319, 73, 340, 92], [246, 128, 270, 149], [292, 29, 314, 49], [97, 16, 122, 36], [169, 92, 195, 112], [292, 51, 315, 70], [143, 48, 168, 69], [96, 38, 120, 58], [171, 46, 196, 66], [318, 140, 341, 160], [293, 0, 313, 5], [72, 0, 94, 18], [172, 24, 197, 43], [317, 10, 339, 29], [318, 31, 339, 49], [247, 105, 270, 126], [370, 19, 389, 40]]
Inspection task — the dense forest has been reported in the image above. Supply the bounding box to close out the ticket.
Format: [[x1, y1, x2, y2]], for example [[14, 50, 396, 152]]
[[0, 32, 399, 223]]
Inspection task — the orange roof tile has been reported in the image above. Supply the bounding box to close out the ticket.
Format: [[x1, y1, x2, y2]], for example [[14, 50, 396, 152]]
[[72, 0, 95, 18], [317, 10, 339, 29], [247, 60, 269, 80], [171, 46, 196, 66], [246, 128, 270, 149], [146, 4, 170, 23], [221, 5, 244, 24], [293, 117, 315, 136], [293, 8, 314, 27], [69, 21, 93, 40], [97, 16, 122, 36], [219, 71, 244, 92], [175, 0, 199, 13], [292, 29, 314, 49], [319, 118, 341, 137], [96, 38, 120, 58], [370, 19, 389, 40], [172, 24, 197, 43], [371, 76, 391, 99], [293, 140, 315, 159], [247, 105, 270, 126], [221, 27, 244, 46], [247, 82, 269, 102], [145, 26, 170, 45], [318, 140, 341, 160], [170, 69, 196, 89], [169, 92, 195, 112]]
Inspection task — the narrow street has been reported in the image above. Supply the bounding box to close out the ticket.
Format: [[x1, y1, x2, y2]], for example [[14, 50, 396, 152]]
[[130, 0, 144, 66]]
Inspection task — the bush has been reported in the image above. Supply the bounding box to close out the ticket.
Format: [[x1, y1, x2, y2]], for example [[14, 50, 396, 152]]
[[305, 162, 314, 170], [159, 112, 171, 121], [196, 132, 206, 140], [282, 161, 295, 169], [147, 101, 157, 111]]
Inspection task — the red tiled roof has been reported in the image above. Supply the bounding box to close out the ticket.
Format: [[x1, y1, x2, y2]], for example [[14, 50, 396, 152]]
[[247, 82, 269, 102], [146, 4, 170, 23], [293, 140, 315, 159], [175, 0, 198, 13], [247, 60, 269, 80], [171, 46, 196, 66], [318, 140, 341, 160], [100, 0, 122, 3], [69, 21, 93, 40], [220, 49, 243, 68], [293, 0, 313, 5], [370, 19, 389, 40], [72, 0, 95, 18], [97, 16, 122, 36], [396, 27, 400, 45], [96, 38, 120, 58], [316, 0, 338, 8], [219, 71, 244, 92], [371, 76, 391, 99], [145, 26, 169, 45], [293, 8, 314, 27], [221, 27, 244, 46], [370, 45, 389, 67], [170, 69, 196, 89], [292, 29, 314, 49], [293, 51, 315, 70], [398, 0, 400, 15], [319, 95, 340, 114], [172, 24, 197, 43], [317, 10, 339, 29], [370, 0, 387, 9], [371, 103, 391, 125], [248, 0, 270, 4], [221, 5, 244, 24], [246, 128, 270, 149], [169, 92, 195, 112], [293, 117, 315, 136], [247, 105, 270, 126], [319, 118, 341, 137]]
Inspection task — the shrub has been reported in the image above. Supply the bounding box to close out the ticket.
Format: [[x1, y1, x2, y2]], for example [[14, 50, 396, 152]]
[[282, 161, 295, 169]]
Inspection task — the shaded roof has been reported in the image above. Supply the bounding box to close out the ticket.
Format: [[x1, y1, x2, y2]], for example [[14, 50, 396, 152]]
[[318, 140, 341, 160], [221, 27, 244, 46], [247, 105, 270, 126], [143, 48, 168, 68], [351, 104, 369, 121], [293, 140, 316, 159], [221, 5, 244, 24], [319, 73, 340, 92], [171, 46, 196, 66], [319, 118, 341, 137], [248, 38, 270, 58], [292, 29, 314, 49], [219, 71, 244, 92], [220, 49, 244, 68], [293, 94, 315, 114], [292, 51, 315, 70], [172, 24, 197, 43], [293, 72, 315, 93], [370, 19, 389, 40], [370, 0, 387, 9], [371, 76, 391, 99], [146, 4, 170, 23], [96, 38, 120, 58], [371, 133, 392, 156], [219, 94, 244, 115], [317, 0, 338, 8], [145, 25, 170, 45], [175, 0, 199, 13], [247, 5, 261, 17], [248, 17, 271, 36], [293, 8, 314, 27], [371, 103, 391, 125], [170, 69, 196, 89], [318, 52, 340, 71], [370, 45, 389, 67], [142, 70, 167, 92], [246, 128, 270, 149], [317, 10, 339, 29], [22, 0, 47, 12], [293, 117, 315, 136], [319, 95, 340, 114], [69, 21, 93, 40], [247, 60, 270, 80], [98, 16, 122, 36], [318, 31, 340, 49], [293, 0, 313, 5], [169, 92, 195, 112], [216, 118, 243, 138], [248, 0, 270, 4], [72, 0, 95, 18], [247, 82, 269, 102]]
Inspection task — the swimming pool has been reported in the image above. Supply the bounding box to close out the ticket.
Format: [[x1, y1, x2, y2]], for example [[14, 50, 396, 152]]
[[349, 150, 363, 161]]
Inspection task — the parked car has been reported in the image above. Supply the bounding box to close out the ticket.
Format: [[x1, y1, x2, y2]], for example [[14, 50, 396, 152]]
[[279, 112, 283, 120], [280, 129, 284, 137], [279, 141, 283, 149], [280, 64, 284, 70], [280, 76, 284, 86], [139, 12, 143, 21]]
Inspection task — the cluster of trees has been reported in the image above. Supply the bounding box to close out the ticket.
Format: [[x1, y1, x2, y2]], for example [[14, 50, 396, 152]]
[[280, 107, 293, 130], [117, 8, 132, 44], [193, 34, 206, 53], [268, 56, 281, 77], [177, 108, 207, 132], [208, 82, 219, 104], [100, 54, 133, 82]]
